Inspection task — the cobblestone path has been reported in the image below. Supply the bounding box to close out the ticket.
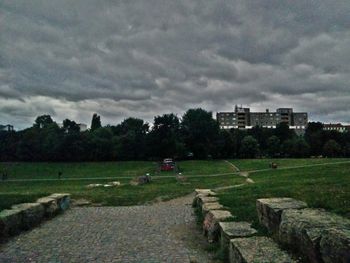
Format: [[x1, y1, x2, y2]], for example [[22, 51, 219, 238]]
[[0, 194, 218, 263]]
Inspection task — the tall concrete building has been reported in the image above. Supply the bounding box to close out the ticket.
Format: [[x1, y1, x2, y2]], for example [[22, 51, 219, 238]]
[[216, 106, 308, 132]]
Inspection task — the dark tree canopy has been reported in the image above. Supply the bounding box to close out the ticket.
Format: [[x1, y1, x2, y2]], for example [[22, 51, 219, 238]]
[[1, 109, 350, 161], [90, 113, 102, 131]]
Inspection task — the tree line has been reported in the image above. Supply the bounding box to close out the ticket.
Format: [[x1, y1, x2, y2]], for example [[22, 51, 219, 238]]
[[1, 108, 350, 161]]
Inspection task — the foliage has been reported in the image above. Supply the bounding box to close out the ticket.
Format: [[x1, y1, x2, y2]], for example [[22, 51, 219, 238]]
[[323, 139, 342, 157], [1, 112, 350, 161], [239, 136, 259, 158], [90, 113, 102, 131]]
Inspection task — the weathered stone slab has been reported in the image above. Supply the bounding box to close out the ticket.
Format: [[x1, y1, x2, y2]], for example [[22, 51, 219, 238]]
[[203, 210, 234, 242], [0, 209, 22, 237], [320, 228, 350, 263], [219, 221, 257, 253], [195, 189, 216, 196], [48, 193, 71, 211], [256, 197, 307, 233], [279, 208, 350, 263], [230, 236, 296, 263], [193, 189, 217, 208], [11, 203, 45, 230], [202, 202, 223, 216], [36, 197, 59, 217]]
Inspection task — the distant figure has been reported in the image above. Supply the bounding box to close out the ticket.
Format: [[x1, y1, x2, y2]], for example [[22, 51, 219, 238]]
[[58, 171, 62, 180]]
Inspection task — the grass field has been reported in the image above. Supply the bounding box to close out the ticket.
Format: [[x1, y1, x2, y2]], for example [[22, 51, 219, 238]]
[[219, 160, 350, 229], [0, 160, 240, 210], [0, 159, 349, 221]]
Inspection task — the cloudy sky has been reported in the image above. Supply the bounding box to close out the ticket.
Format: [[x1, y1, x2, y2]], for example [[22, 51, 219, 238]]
[[1, 0, 350, 129]]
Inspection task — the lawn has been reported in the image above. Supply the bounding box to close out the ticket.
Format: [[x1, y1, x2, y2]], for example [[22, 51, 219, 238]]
[[229, 158, 349, 171], [0, 160, 241, 210], [1, 159, 349, 219], [218, 161, 350, 230], [0, 161, 156, 180]]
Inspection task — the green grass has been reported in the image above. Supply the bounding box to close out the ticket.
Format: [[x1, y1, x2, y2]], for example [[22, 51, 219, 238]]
[[0, 176, 244, 210], [178, 160, 235, 175], [1, 158, 349, 221], [0, 161, 157, 179], [229, 158, 349, 171], [0, 160, 235, 180], [218, 162, 350, 228]]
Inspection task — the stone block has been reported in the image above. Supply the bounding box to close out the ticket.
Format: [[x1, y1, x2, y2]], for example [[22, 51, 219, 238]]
[[193, 189, 216, 208], [0, 209, 22, 237], [203, 210, 234, 243], [48, 193, 71, 211], [202, 202, 223, 216], [229, 236, 296, 263], [195, 189, 216, 196], [11, 203, 45, 230], [197, 196, 219, 208], [320, 228, 350, 263], [36, 197, 59, 217], [219, 221, 257, 253], [279, 208, 350, 263], [256, 197, 307, 233]]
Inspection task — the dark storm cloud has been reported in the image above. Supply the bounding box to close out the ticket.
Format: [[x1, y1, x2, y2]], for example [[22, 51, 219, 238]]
[[1, 0, 350, 129]]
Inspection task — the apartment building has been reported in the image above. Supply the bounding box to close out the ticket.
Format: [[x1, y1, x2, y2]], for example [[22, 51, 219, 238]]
[[216, 106, 308, 132], [323, 123, 350, 133]]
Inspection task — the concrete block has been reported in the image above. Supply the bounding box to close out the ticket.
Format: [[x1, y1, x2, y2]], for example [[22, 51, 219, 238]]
[[279, 208, 350, 263], [48, 193, 71, 211], [219, 221, 257, 254], [230, 236, 296, 263], [0, 209, 22, 237], [201, 202, 223, 216], [11, 203, 45, 230], [36, 197, 59, 217], [256, 197, 307, 233], [203, 210, 234, 242]]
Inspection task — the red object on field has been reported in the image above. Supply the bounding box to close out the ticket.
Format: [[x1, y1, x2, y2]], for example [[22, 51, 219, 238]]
[[160, 158, 175, 171]]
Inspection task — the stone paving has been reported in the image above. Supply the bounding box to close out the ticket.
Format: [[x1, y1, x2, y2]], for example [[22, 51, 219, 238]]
[[0, 194, 218, 263]]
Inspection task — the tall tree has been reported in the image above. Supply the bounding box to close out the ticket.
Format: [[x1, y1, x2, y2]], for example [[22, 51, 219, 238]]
[[34, 115, 54, 129], [323, 139, 342, 157], [266, 135, 281, 157], [239, 135, 260, 158], [148, 114, 182, 158], [90, 113, 101, 131], [181, 108, 220, 159]]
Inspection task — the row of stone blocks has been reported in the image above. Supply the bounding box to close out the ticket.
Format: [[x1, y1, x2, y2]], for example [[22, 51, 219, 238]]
[[194, 189, 296, 263], [0, 193, 71, 239], [257, 197, 350, 263]]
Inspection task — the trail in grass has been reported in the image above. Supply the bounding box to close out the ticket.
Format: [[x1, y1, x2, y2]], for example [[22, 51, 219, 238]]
[[215, 159, 350, 191], [224, 160, 240, 172], [2, 160, 350, 183]]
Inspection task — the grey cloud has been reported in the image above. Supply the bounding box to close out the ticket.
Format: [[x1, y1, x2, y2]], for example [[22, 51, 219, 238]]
[[1, 0, 350, 129]]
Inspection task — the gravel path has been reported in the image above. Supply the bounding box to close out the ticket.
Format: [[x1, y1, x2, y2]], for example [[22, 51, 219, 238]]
[[0, 194, 218, 263]]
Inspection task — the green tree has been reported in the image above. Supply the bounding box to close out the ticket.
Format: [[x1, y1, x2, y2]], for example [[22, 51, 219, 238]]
[[283, 138, 310, 158], [266, 135, 280, 157], [239, 135, 259, 158], [90, 113, 102, 131], [112, 118, 149, 160], [274, 123, 295, 142], [34, 115, 54, 129], [181, 108, 220, 159], [63, 119, 80, 133], [323, 139, 342, 157], [148, 114, 181, 158], [305, 122, 324, 156]]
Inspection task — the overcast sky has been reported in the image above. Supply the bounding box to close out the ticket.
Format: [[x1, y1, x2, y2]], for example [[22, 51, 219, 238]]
[[1, 0, 350, 129]]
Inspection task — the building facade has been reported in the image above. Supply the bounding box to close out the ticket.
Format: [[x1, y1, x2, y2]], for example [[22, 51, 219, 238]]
[[323, 123, 350, 133], [216, 106, 308, 132]]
